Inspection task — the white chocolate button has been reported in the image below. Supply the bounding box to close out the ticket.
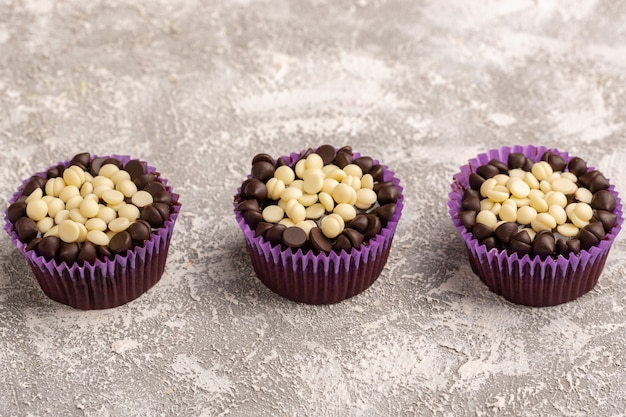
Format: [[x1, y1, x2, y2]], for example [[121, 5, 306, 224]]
[[69, 208, 88, 224], [87, 230, 110, 246], [476, 210, 498, 230], [509, 179, 530, 198], [47, 197, 65, 218], [118, 203, 140, 221], [102, 189, 125, 205], [486, 185, 509, 203], [480, 178, 497, 198], [303, 169, 325, 194], [131, 190, 153, 207], [319, 192, 334, 212], [274, 165, 295, 185], [517, 206, 537, 225], [321, 178, 339, 194], [574, 187, 593, 204], [97, 205, 117, 224], [54, 209, 70, 224], [305, 153, 324, 170], [305, 203, 325, 219], [332, 183, 354, 205], [298, 193, 318, 207], [263, 205, 285, 223], [361, 174, 374, 190], [294, 159, 307, 179], [529, 196, 548, 213], [287, 202, 306, 224], [108, 217, 131, 233], [63, 165, 85, 187], [65, 195, 83, 211], [116, 179, 138, 198], [25, 187, 43, 202], [499, 204, 517, 222], [548, 205, 567, 225], [532, 161, 553, 181], [85, 217, 108, 231], [551, 177, 577, 195], [321, 213, 345, 238], [79, 198, 100, 218], [355, 188, 377, 210], [557, 223, 579, 237], [37, 217, 55, 234], [343, 164, 363, 178], [296, 220, 316, 237], [531, 213, 557, 232], [281, 187, 303, 202], [110, 169, 131, 185], [333, 203, 357, 221], [98, 164, 120, 178], [266, 177, 285, 200], [26, 199, 48, 221], [59, 219, 80, 243]]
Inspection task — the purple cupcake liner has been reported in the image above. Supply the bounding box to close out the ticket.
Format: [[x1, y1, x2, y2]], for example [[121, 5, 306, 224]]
[[234, 150, 404, 305], [449, 145, 623, 307], [4, 155, 181, 310]]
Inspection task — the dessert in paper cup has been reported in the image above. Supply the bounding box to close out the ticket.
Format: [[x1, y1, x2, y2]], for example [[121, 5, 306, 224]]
[[4, 153, 181, 310], [234, 145, 403, 304], [449, 145, 622, 307]]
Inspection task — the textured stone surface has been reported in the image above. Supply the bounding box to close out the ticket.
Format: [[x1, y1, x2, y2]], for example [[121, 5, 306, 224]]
[[1, 0, 626, 416]]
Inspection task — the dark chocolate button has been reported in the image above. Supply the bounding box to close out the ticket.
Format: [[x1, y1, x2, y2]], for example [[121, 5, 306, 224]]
[[283, 227, 307, 249], [59, 242, 80, 265], [591, 190, 616, 211], [342, 228, 364, 249], [7, 202, 27, 223], [265, 224, 286, 245], [568, 157, 588, 176], [251, 161, 276, 182], [495, 222, 518, 244], [15, 217, 39, 243], [310, 227, 332, 252], [315, 145, 336, 165], [533, 231, 556, 258], [78, 241, 98, 263], [109, 231, 132, 254], [124, 159, 147, 180], [507, 153, 527, 169], [129, 220, 152, 243], [354, 156, 374, 175], [37, 236, 61, 260]]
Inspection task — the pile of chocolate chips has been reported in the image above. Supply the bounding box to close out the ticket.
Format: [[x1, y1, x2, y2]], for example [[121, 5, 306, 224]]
[[459, 150, 618, 258], [7, 153, 174, 265], [236, 145, 400, 253]]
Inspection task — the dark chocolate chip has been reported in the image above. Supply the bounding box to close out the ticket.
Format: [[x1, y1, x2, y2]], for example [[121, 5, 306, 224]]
[[469, 173, 485, 191], [254, 222, 274, 237], [368, 165, 385, 182], [315, 145, 336, 165], [153, 190, 173, 205], [15, 217, 39, 243], [102, 158, 123, 169], [566, 239, 581, 254], [338, 146, 353, 155], [373, 181, 395, 193], [461, 195, 481, 212], [488, 159, 509, 173], [578, 170, 601, 187], [109, 231, 132, 254], [143, 182, 166, 197], [522, 158, 534, 172], [243, 210, 264, 230], [377, 185, 400, 205], [133, 173, 159, 189], [579, 222, 605, 250], [153, 202, 170, 222], [59, 242, 80, 265], [7, 201, 27, 223], [252, 153, 274, 165], [26, 238, 41, 252], [334, 151, 353, 169], [594, 210, 617, 232], [375, 203, 396, 222], [333, 234, 352, 252], [310, 227, 332, 252], [71, 152, 91, 169], [459, 210, 477, 229], [37, 236, 61, 260], [300, 148, 314, 160], [508, 153, 527, 169], [241, 178, 267, 201], [89, 157, 107, 176], [283, 227, 307, 249], [276, 156, 291, 167], [556, 238, 569, 257], [251, 161, 276, 182], [591, 190, 616, 211], [265, 224, 286, 245], [237, 199, 261, 213], [533, 231, 556, 258], [46, 165, 65, 179], [589, 173, 610, 193], [141, 204, 166, 228], [78, 241, 98, 263], [129, 220, 152, 243], [471, 223, 493, 241], [364, 214, 382, 238], [98, 245, 114, 260], [481, 237, 498, 250], [124, 159, 147, 180], [476, 164, 500, 179], [509, 230, 532, 256], [547, 153, 567, 172], [342, 228, 364, 249], [354, 156, 374, 175], [22, 176, 46, 197], [350, 214, 369, 234], [495, 222, 518, 244], [568, 157, 588, 176]]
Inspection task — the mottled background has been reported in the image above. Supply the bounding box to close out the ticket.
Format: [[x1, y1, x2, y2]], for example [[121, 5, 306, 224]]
[[1, 0, 626, 416]]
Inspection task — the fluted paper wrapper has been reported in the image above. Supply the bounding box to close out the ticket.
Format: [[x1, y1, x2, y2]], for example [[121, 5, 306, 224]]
[[235, 151, 403, 305], [4, 155, 181, 310], [449, 145, 623, 307]]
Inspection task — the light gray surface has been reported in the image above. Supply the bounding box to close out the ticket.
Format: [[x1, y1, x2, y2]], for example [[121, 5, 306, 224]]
[[1, 1, 626, 416]]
